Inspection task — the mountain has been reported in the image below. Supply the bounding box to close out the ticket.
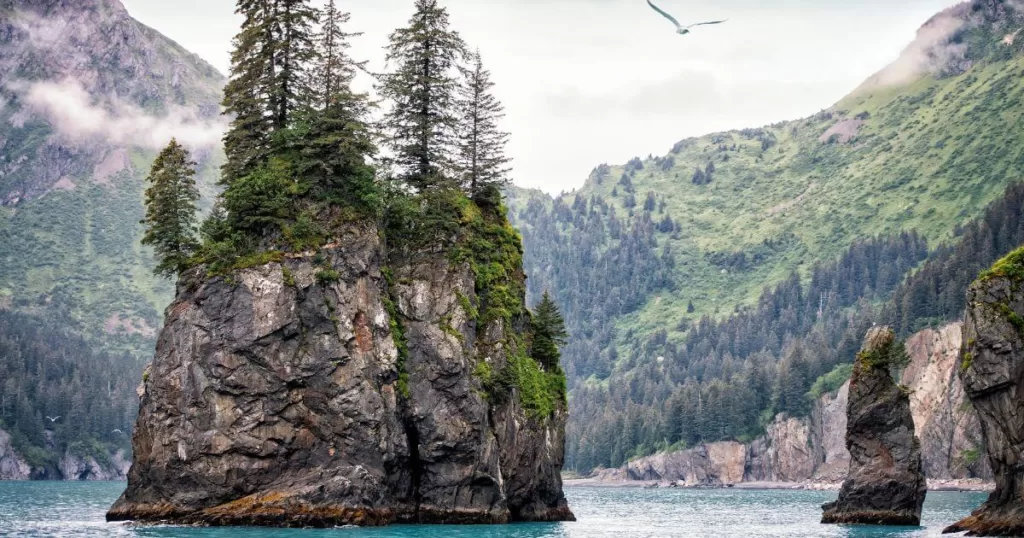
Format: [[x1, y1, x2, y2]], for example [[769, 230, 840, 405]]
[[0, 0, 225, 355], [0, 0, 224, 476], [508, 0, 1024, 472]]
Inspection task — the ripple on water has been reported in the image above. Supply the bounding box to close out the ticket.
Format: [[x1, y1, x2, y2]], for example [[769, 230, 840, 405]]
[[0, 482, 988, 538]]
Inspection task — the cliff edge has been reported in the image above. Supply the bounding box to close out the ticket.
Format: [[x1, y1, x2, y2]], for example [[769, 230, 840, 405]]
[[946, 249, 1024, 536]]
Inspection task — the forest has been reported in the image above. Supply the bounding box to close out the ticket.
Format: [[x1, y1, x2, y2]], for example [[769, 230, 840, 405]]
[[513, 181, 1024, 472]]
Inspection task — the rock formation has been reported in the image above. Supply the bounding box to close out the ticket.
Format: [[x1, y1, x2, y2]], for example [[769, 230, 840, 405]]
[[0, 429, 30, 480], [821, 327, 927, 526], [604, 322, 988, 487], [107, 221, 573, 526], [945, 252, 1024, 536]]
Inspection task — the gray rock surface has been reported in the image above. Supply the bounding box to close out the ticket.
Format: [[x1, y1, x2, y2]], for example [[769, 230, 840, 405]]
[[0, 428, 30, 480], [822, 327, 927, 526], [107, 223, 572, 526], [945, 270, 1024, 536]]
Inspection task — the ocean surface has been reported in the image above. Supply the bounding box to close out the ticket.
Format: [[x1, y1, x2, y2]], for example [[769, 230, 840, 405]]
[[0, 482, 987, 537]]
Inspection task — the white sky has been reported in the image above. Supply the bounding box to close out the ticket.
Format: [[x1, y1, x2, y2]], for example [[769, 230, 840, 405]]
[[120, 0, 960, 194]]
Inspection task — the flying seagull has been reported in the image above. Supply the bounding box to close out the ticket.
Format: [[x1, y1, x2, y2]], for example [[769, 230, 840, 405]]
[[112, 429, 123, 434], [45, 416, 60, 422], [646, 0, 727, 35]]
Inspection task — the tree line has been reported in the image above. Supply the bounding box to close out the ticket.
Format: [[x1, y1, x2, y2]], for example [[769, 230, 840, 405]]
[[514, 180, 1024, 473]]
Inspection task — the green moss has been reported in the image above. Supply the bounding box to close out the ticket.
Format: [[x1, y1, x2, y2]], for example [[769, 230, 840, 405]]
[[142, 371, 149, 383], [996, 303, 1024, 335], [282, 266, 296, 287], [440, 315, 465, 343], [381, 268, 410, 399], [961, 352, 974, 372], [979, 245, 1024, 283], [315, 269, 340, 284], [490, 349, 567, 420], [456, 291, 479, 322], [961, 447, 982, 465]]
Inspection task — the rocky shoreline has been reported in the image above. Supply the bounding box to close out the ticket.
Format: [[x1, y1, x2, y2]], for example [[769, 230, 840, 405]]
[[563, 478, 993, 492]]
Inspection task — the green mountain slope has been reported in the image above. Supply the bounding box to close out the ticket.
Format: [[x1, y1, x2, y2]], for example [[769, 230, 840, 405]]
[[0, 0, 224, 354], [508, 0, 1024, 470]]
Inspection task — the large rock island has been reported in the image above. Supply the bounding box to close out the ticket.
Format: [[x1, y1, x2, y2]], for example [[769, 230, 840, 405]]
[[946, 249, 1024, 536], [107, 210, 574, 526], [821, 327, 927, 525]]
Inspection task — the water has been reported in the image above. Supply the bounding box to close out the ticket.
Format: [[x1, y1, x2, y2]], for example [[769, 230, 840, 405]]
[[0, 482, 987, 537]]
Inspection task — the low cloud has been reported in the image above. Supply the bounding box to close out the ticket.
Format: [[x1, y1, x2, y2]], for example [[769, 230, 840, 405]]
[[18, 79, 227, 150]]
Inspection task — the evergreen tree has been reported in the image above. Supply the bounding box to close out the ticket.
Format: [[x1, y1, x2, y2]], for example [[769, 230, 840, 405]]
[[272, 0, 319, 127], [313, 0, 362, 109], [141, 139, 200, 278], [296, 0, 377, 208], [454, 50, 510, 203], [221, 0, 276, 184], [378, 0, 466, 191], [532, 291, 568, 369], [221, 0, 318, 185]]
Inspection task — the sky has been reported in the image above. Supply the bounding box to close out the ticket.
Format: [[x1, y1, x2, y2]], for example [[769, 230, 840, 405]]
[[119, 0, 961, 194]]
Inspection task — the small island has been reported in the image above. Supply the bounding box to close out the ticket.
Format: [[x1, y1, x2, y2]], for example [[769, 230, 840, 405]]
[[107, 0, 573, 526]]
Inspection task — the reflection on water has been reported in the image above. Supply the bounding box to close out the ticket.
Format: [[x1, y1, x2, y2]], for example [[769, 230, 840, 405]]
[[0, 481, 987, 537]]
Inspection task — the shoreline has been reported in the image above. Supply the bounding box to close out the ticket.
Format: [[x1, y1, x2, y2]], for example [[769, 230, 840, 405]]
[[563, 478, 994, 493]]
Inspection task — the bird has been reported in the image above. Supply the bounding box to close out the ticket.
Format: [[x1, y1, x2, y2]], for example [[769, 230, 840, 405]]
[[45, 416, 60, 423], [646, 0, 727, 35], [112, 429, 123, 434]]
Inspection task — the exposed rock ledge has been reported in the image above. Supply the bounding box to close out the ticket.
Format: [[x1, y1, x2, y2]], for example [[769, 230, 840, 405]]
[[107, 223, 573, 526]]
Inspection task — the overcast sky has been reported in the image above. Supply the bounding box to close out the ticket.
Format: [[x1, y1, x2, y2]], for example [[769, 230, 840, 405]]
[[119, 0, 960, 194]]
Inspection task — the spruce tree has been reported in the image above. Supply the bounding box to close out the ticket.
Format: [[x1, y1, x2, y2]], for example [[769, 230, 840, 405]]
[[221, 0, 318, 185], [298, 0, 377, 209], [378, 0, 466, 191], [141, 139, 200, 278], [222, 0, 275, 185], [454, 50, 511, 203], [272, 0, 318, 128], [531, 291, 568, 369]]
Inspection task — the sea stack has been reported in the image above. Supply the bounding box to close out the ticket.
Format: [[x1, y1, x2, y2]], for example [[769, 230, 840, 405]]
[[107, 216, 574, 526], [821, 326, 926, 526], [945, 249, 1024, 536]]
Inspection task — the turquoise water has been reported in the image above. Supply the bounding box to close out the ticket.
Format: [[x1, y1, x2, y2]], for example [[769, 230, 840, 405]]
[[0, 482, 987, 537]]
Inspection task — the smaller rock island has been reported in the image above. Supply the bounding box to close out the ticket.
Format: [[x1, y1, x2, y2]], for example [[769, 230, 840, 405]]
[[821, 326, 926, 526]]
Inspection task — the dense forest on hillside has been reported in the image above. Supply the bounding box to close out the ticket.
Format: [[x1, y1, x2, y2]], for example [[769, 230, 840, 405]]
[[516, 181, 1024, 472], [0, 309, 140, 470]]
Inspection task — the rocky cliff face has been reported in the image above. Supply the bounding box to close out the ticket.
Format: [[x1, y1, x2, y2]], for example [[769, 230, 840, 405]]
[[108, 222, 572, 526], [946, 259, 1024, 536], [0, 429, 30, 480], [609, 322, 989, 486], [821, 327, 927, 526]]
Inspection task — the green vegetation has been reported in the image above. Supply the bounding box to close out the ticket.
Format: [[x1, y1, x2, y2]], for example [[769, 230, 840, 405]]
[[806, 363, 854, 400], [979, 246, 1024, 283], [141, 139, 200, 278], [961, 447, 982, 466], [511, 1, 1024, 472]]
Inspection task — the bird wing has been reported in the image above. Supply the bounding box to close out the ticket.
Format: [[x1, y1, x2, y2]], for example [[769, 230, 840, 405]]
[[647, 0, 683, 30], [686, 19, 728, 28]]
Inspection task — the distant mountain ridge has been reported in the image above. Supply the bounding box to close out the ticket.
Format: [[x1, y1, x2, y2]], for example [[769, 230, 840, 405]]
[[0, 0, 225, 355]]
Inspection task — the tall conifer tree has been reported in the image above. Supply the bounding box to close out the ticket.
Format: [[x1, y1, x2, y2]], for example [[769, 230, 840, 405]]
[[298, 1, 377, 208], [378, 0, 466, 191], [532, 291, 568, 369], [142, 139, 200, 278], [454, 50, 511, 202]]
